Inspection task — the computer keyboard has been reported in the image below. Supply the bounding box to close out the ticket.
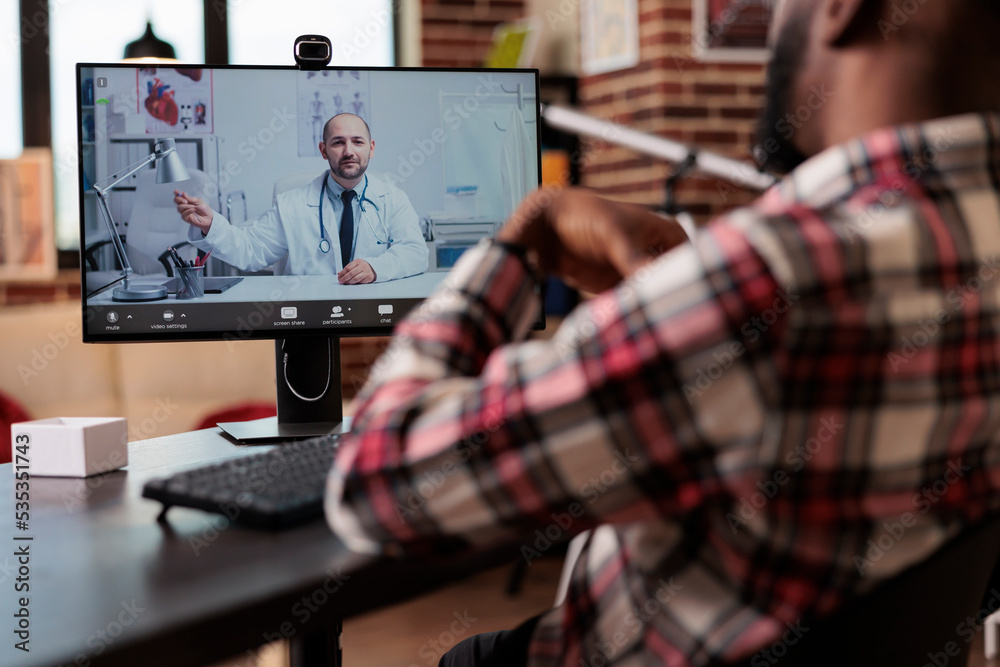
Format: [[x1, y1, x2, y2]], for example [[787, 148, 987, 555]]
[[142, 433, 341, 529]]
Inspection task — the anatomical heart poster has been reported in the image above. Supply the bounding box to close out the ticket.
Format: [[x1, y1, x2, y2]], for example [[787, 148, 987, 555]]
[[138, 67, 214, 134]]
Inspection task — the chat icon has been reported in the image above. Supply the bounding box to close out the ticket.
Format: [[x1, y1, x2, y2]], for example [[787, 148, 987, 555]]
[[378, 304, 394, 316]]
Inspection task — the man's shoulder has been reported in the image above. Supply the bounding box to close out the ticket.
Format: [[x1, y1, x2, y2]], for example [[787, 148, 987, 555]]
[[364, 171, 406, 197], [699, 178, 925, 298], [275, 172, 326, 205]]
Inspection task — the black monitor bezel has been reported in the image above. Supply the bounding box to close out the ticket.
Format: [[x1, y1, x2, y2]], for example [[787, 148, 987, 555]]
[[76, 62, 544, 344]]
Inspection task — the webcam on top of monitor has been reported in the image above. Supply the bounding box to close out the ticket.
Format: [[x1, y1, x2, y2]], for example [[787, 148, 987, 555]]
[[294, 35, 332, 70]]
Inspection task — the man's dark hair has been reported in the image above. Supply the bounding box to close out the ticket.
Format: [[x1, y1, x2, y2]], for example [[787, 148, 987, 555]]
[[322, 113, 371, 143]]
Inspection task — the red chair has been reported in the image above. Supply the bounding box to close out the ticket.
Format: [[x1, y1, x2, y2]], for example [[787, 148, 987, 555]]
[[194, 402, 277, 431], [0, 391, 32, 464]]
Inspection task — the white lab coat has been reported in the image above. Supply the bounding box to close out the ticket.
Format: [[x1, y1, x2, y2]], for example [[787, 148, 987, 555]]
[[188, 171, 429, 281]]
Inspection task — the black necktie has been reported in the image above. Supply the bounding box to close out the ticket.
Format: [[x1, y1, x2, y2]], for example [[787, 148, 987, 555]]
[[339, 189, 356, 268]]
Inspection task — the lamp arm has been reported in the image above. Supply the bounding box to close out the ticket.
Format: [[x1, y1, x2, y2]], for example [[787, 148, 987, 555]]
[[92, 150, 162, 282], [93, 151, 159, 196], [94, 185, 133, 282]]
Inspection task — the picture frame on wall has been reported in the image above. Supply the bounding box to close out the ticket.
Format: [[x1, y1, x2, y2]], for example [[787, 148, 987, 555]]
[[692, 0, 774, 63], [580, 0, 640, 76], [0, 149, 57, 282]]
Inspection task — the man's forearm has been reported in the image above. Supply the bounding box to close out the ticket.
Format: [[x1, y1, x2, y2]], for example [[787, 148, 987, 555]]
[[188, 209, 286, 273], [355, 240, 539, 398], [327, 240, 541, 554], [365, 239, 429, 283]]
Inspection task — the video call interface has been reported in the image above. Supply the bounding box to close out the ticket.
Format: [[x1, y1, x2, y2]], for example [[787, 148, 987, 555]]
[[78, 65, 540, 341]]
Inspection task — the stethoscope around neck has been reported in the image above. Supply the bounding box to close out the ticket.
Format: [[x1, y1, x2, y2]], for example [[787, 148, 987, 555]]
[[317, 174, 393, 255]]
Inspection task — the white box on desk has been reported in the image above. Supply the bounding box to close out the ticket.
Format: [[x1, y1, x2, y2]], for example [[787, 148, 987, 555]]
[[10, 417, 128, 477]]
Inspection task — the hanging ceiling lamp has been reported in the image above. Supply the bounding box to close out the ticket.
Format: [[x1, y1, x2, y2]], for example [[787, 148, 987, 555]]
[[123, 21, 178, 61]]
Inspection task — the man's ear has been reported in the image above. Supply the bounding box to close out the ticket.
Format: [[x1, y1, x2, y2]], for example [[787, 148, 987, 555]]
[[819, 0, 875, 47]]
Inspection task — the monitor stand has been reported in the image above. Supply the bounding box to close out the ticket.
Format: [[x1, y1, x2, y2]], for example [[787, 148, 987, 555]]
[[218, 336, 351, 444]]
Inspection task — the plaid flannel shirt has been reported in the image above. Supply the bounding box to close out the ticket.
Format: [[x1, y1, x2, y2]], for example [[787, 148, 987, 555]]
[[326, 113, 1000, 666]]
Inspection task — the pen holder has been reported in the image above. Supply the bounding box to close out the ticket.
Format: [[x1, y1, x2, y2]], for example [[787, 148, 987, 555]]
[[176, 265, 205, 299]]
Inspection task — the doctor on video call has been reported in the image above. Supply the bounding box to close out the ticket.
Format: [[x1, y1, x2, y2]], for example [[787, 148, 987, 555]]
[[173, 113, 428, 284]]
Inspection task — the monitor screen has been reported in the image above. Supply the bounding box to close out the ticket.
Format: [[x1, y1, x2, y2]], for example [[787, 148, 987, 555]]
[[77, 64, 541, 344]]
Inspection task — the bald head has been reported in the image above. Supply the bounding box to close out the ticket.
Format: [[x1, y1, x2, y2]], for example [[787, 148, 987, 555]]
[[755, 0, 1000, 174], [322, 113, 371, 144]]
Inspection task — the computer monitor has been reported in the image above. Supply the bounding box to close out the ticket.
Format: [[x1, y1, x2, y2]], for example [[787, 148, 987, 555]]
[[77, 63, 542, 442]]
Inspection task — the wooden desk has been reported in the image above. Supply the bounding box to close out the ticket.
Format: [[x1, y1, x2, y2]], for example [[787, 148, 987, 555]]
[[0, 429, 518, 667]]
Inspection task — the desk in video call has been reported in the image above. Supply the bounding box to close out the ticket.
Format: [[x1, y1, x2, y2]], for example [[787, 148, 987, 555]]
[[88, 272, 449, 305], [85, 272, 451, 336]]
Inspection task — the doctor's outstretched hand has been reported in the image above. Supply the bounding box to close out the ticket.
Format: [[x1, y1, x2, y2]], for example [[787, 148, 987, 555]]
[[339, 259, 376, 285], [497, 187, 689, 294], [173, 191, 215, 235]]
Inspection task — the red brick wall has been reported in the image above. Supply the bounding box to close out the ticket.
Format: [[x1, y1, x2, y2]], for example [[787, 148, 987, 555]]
[[578, 0, 767, 221], [421, 0, 527, 67]]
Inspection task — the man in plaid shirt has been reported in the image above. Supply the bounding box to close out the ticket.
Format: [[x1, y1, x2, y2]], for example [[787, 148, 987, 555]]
[[326, 0, 1000, 664]]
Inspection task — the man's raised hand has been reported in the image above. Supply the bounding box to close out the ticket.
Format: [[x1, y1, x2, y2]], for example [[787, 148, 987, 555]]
[[498, 188, 689, 294], [173, 191, 214, 234]]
